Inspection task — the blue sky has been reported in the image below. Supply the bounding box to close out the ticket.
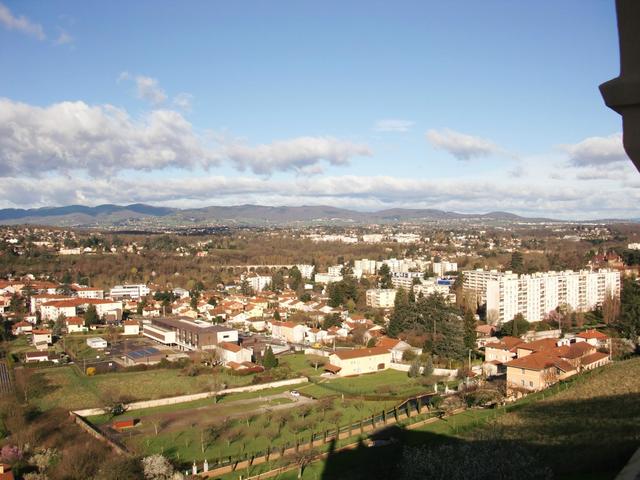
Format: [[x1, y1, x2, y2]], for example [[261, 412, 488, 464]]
[[1, 0, 638, 219]]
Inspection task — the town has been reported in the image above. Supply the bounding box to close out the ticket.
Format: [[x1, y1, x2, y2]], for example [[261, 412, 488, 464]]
[[0, 221, 638, 479]]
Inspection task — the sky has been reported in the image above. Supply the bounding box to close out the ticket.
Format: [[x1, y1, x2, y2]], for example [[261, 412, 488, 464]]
[[0, 0, 638, 220]]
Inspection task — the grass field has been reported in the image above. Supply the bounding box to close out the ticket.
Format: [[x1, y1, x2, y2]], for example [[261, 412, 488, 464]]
[[21, 365, 256, 410], [297, 369, 433, 399], [220, 358, 640, 480]]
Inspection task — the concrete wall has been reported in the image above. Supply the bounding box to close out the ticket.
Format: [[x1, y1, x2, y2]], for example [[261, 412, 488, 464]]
[[73, 377, 308, 417], [388, 362, 458, 378]]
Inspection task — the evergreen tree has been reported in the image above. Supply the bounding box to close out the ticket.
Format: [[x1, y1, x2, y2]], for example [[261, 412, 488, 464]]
[[463, 309, 477, 351], [501, 313, 528, 337], [408, 357, 421, 377], [510, 251, 525, 274], [378, 264, 393, 289], [288, 266, 303, 291], [262, 346, 279, 369], [422, 355, 434, 377], [618, 276, 640, 339], [434, 316, 466, 361], [84, 304, 99, 327]]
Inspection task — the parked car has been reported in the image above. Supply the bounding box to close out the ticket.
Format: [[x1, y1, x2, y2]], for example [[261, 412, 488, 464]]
[[290, 390, 300, 397]]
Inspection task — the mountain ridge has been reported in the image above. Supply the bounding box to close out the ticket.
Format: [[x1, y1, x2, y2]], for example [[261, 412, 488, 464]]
[[0, 203, 626, 227]]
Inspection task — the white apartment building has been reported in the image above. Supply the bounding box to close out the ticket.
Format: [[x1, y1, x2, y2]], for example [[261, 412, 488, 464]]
[[362, 234, 385, 243], [315, 273, 343, 284], [413, 281, 453, 301], [109, 284, 150, 300], [462, 269, 504, 303], [476, 269, 621, 324], [628, 243, 640, 250], [244, 274, 271, 292], [295, 264, 315, 279], [328, 265, 344, 276], [354, 259, 378, 275], [432, 261, 458, 276], [391, 271, 425, 290], [366, 289, 397, 308]]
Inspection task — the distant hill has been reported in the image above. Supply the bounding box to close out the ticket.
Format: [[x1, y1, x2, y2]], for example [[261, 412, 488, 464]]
[[0, 203, 559, 227]]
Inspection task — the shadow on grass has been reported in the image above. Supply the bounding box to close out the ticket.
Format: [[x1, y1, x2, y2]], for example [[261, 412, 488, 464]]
[[320, 393, 640, 480]]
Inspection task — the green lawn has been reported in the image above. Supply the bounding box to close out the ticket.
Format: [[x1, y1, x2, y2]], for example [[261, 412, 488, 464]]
[[279, 353, 327, 377], [24, 365, 256, 410], [238, 358, 640, 480], [125, 396, 396, 464], [297, 369, 432, 399]]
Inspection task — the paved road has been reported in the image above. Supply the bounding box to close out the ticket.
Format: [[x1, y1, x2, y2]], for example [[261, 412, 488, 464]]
[[0, 362, 13, 395]]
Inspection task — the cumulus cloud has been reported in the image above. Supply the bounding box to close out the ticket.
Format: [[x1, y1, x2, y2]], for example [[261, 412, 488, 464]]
[[374, 119, 414, 132], [224, 136, 372, 175], [1, 174, 638, 220], [0, 98, 220, 176], [562, 133, 628, 167], [134, 75, 167, 105], [0, 98, 370, 178], [173, 92, 193, 112], [426, 128, 504, 160], [0, 2, 45, 40]]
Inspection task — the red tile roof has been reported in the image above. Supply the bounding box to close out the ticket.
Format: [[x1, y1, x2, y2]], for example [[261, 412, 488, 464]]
[[577, 329, 609, 340], [331, 347, 390, 360], [219, 342, 242, 352]]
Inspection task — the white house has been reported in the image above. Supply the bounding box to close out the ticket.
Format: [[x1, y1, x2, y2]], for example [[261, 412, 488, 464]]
[[325, 347, 392, 376], [123, 320, 140, 335], [32, 329, 52, 350], [269, 321, 306, 343], [217, 342, 253, 366], [86, 337, 108, 349], [65, 316, 86, 333]]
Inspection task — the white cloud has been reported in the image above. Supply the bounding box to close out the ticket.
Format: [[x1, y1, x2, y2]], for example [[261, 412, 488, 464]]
[[0, 98, 369, 178], [224, 136, 372, 175], [0, 98, 220, 176], [561, 133, 628, 167], [426, 128, 503, 160], [374, 119, 414, 132], [134, 75, 167, 105], [173, 92, 193, 112], [0, 2, 45, 40], [54, 29, 73, 46], [1, 174, 638, 220]]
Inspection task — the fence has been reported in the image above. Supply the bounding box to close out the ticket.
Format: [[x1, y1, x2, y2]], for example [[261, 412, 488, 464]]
[[195, 392, 438, 477], [197, 364, 610, 477]]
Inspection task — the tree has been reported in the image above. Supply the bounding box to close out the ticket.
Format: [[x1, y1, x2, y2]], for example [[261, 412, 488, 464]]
[[378, 264, 392, 289], [84, 304, 99, 327], [501, 313, 528, 337], [53, 314, 66, 336], [288, 266, 303, 291], [141, 454, 184, 480], [463, 309, 476, 351], [323, 313, 342, 330], [602, 292, 620, 324], [434, 316, 466, 362], [270, 269, 285, 292], [422, 355, 434, 377], [240, 279, 254, 296], [262, 346, 278, 369], [618, 276, 640, 340], [408, 357, 421, 377], [510, 251, 525, 274]]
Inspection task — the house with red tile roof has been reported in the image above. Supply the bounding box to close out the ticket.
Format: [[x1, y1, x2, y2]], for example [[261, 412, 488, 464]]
[[505, 351, 577, 392], [326, 347, 392, 377], [576, 329, 611, 349]]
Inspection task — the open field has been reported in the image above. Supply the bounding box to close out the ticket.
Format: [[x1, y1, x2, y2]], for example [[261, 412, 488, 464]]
[[18, 365, 256, 410], [80, 368, 435, 465], [297, 368, 436, 399], [220, 359, 640, 480]]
